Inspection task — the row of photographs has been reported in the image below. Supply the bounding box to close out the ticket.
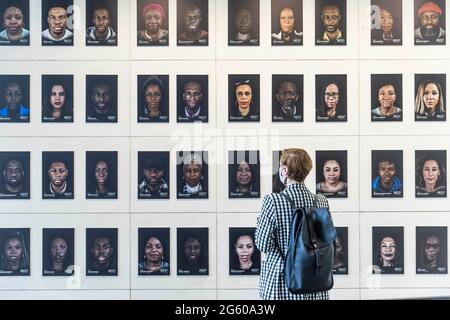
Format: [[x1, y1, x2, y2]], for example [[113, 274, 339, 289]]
[[0, 73, 446, 123], [0, 0, 446, 47], [0, 226, 446, 277], [0, 150, 447, 200]]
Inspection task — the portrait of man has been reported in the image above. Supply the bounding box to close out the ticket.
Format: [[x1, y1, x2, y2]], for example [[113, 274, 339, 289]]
[[177, 151, 208, 199], [0, 75, 30, 122], [414, 0, 446, 45], [138, 151, 170, 199], [333, 227, 348, 275], [228, 0, 260, 46], [41, 0, 73, 45], [177, 0, 208, 46], [138, 75, 169, 122], [371, 150, 403, 198], [86, 0, 117, 46], [177, 228, 209, 276], [415, 150, 447, 198], [42, 228, 74, 276], [86, 151, 118, 199], [271, 0, 303, 45], [177, 75, 208, 122], [138, 228, 170, 275], [371, 0, 402, 45], [42, 151, 74, 199], [228, 150, 260, 199], [229, 227, 260, 276], [315, 150, 348, 198], [315, 74, 347, 122], [372, 226, 404, 274], [0, 152, 30, 199], [0, 0, 30, 46], [316, 0, 346, 45], [272, 75, 303, 122], [229, 74, 260, 122], [0, 228, 30, 276], [371, 74, 403, 121], [414, 73, 446, 121], [137, 0, 169, 46], [86, 228, 118, 276], [416, 227, 447, 274], [86, 75, 118, 123]]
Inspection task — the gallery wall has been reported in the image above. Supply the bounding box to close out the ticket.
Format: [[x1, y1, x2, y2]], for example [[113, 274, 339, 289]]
[[1, 0, 450, 300]]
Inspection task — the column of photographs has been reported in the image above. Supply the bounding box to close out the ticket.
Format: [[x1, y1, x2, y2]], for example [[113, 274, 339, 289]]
[[0, 72, 447, 123], [0, 1, 447, 48]]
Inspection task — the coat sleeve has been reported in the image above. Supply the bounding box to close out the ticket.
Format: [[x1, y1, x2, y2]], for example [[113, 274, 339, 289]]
[[255, 194, 277, 253]]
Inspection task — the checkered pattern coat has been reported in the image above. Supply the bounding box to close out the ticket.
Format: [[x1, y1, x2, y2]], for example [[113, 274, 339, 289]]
[[255, 183, 330, 300]]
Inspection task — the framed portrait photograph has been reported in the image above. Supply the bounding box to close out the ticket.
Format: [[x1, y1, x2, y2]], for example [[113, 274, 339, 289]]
[[333, 227, 348, 275], [315, 0, 346, 45], [415, 150, 447, 198], [0, 151, 30, 200], [0, 228, 30, 276], [137, 151, 170, 199], [177, 75, 208, 123], [315, 74, 347, 122], [85, 0, 118, 46], [229, 74, 260, 122], [272, 74, 303, 122], [0, 0, 30, 46], [86, 151, 118, 199], [86, 228, 118, 276], [315, 150, 348, 198], [41, 0, 74, 46], [271, 0, 303, 46], [414, 0, 445, 45], [137, 75, 169, 123], [42, 75, 74, 123], [0, 75, 30, 123], [228, 0, 260, 46], [177, 227, 208, 276], [138, 227, 170, 276], [416, 226, 447, 274], [228, 150, 260, 199], [176, 151, 208, 199], [272, 150, 285, 193], [372, 226, 404, 274], [42, 151, 74, 200], [371, 74, 402, 122], [414, 74, 446, 121], [371, 0, 402, 45], [371, 150, 403, 198], [86, 75, 118, 123], [229, 227, 260, 275], [177, 0, 208, 46], [42, 228, 75, 276], [137, 0, 169, 46]]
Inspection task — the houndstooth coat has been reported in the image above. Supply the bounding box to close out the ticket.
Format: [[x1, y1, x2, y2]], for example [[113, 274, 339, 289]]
[[255, 183, 330, 300]]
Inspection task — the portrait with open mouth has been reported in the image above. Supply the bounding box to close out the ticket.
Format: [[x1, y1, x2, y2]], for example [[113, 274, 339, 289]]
[[86, 228, 118, 276], [372, 226, 404, 274]]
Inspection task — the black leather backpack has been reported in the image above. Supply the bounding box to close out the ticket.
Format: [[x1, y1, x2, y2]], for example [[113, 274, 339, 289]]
[[280, 193, 337, 294]]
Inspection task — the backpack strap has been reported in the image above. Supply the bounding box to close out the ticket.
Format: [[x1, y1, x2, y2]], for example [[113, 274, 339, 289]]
[[279, 192, 295, 209]]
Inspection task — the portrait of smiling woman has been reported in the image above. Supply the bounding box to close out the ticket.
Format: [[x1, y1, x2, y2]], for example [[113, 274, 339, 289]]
[[415, 75, 446, 121], [229, 150, 260, 198], [138, 228, 170, 276], [229, 228, 260, 275], [42, 75, 73, 122], [372, 227, 404, 274], [371, 74, 402, 121]]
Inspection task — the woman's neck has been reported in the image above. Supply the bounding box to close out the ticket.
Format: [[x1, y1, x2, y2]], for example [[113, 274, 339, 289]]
[[239, 259, 252, 270]]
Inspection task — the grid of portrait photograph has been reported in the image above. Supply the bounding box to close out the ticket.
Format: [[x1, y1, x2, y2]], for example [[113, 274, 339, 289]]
[[1, 0, 450, 300]]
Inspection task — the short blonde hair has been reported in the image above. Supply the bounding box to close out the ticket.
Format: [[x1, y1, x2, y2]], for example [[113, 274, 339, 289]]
[[280, 148, 312, 183]]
